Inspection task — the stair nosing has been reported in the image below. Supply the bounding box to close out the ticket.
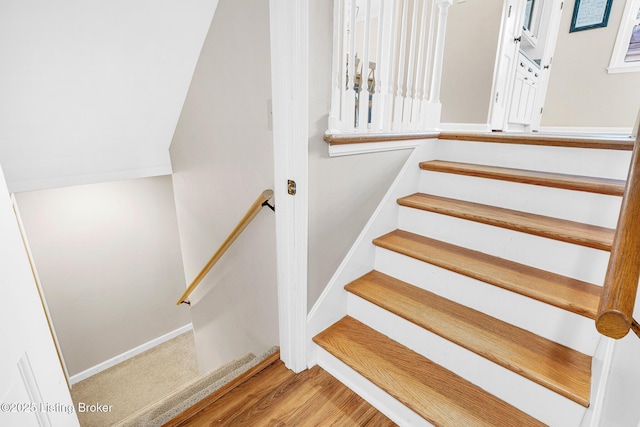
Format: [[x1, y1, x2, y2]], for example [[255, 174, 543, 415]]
[[419, 160, 626, 196], [314, 316, 547, 426], [345, 270, 592, 407], [373, 229, 601, 319], [397, 192, 615, 251]]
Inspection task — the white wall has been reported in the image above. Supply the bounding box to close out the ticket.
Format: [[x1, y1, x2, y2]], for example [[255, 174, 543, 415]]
[[600, 333, 640, 426], [440, 1, 503, 124], [0, 165, 79, 426], [14, 176, 190, 377], [542, 0, 640, 128], [439, 0, 640, 129], [169, 0, 278, 374], [307, 0, 411, 308], [0, 0, 218, 193]]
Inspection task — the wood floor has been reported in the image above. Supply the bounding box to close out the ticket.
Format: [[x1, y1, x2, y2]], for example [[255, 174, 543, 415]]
[[163, 358, 395, 426]]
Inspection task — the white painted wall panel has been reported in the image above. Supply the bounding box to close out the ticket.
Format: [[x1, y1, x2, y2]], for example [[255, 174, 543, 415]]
[[14, 176, 191, 377]]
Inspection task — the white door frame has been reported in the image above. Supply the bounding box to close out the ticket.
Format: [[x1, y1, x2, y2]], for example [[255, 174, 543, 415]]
[[269, 0, 309, 373], [489, 0, 564, 131], [11, 195, 70, 386], [489, 0, 525, 131], [530, 0, 564, 130]]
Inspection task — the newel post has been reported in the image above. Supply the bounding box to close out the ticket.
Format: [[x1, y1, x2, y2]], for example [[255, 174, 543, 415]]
[[426, 0, 452, 128], [429, 0, 452, 103]]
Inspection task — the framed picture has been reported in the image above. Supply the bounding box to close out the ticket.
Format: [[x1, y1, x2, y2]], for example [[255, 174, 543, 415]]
[[570, 0, 614, 32]]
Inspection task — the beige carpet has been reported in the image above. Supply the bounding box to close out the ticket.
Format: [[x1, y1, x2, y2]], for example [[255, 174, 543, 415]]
[[70, 331, 200, 426], [70, 331, 278, 427]]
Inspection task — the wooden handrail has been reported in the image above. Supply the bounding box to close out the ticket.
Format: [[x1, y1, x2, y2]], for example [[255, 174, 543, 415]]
[[596, 115, 640, 339], [632, 319, 640, 339], [176, 189, 274, 305]]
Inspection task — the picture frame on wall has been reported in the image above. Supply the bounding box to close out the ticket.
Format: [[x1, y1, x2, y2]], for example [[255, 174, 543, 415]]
[[570, 0, 614, 32]]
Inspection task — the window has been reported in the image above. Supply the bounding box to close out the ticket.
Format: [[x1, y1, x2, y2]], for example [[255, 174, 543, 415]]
[[608, 0, 640, 73]]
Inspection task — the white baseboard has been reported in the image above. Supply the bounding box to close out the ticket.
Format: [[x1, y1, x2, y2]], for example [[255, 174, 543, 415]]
[[69, 323, 193, 386], [537, 126, 633, 137], [328, 138, 433, 157], [438, 122, 492, 132]]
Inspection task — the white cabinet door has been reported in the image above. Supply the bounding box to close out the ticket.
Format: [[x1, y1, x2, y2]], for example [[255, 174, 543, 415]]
[[0, 165, 79, 427], [508, 52, 540, 126]]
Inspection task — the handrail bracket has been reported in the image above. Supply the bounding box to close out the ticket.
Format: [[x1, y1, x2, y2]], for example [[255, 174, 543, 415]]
[[262, 200, 276, 212]]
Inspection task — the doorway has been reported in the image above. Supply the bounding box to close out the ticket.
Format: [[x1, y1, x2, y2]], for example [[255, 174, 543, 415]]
[[489, 0, 565, 132]]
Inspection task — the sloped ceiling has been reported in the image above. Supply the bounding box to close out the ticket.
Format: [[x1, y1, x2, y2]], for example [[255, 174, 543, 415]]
[[0, 0, 218, 192]]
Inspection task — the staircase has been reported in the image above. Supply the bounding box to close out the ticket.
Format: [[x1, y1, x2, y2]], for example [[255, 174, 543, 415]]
[[309, 133, 635, 426]]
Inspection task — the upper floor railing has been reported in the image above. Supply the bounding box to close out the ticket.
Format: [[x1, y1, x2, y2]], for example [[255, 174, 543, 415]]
[[328, 0, 453, 134]]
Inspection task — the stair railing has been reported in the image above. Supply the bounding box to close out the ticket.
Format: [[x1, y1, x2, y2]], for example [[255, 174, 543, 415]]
[[328, 0, 453, 134], [596, 112, 640, 339], [176, 189, 275, 306]]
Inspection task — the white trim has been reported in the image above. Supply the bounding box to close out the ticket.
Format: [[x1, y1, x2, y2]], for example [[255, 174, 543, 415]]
[[438, 122, 492, 132], [537, 126, 634, 137], [608, 0, 640, 74], [307, 142, 434, 365], [582, 337, 616, 427], [269, 0, 309, 374], [11, 195, 71, 386], [69, 323, 193, 385], [607, 63, 640, 74], [4, 148, 173, 193], [328, 138, 430, 157]]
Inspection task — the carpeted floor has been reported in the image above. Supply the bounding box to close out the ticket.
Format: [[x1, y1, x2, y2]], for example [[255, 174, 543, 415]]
[[69, 331, 279, 427], [70, 331, 200, 427]]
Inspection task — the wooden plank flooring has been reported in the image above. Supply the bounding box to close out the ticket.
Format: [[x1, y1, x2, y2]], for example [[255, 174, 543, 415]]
[[314, 316, 546, 427], [373, 229, 602, 319], [397, 192, 615, 251], [346, 270, 592, 407], [419, 160, 626, 196], [164, 359, 395, 426]]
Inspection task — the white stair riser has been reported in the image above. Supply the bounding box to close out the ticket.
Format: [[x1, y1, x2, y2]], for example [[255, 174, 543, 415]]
[[348, 294, 587, 427], [398, 206, 611, 285], [418, 170, 623, 229], [314, 345, 433, 427], [307, 141, 437, 342], [374, 248, 600, 355], [433, 139, 632, 180]]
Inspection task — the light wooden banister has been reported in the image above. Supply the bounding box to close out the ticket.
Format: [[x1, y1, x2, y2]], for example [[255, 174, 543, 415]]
[[176, 189, 274, 305], [596, 114, 640, 339]]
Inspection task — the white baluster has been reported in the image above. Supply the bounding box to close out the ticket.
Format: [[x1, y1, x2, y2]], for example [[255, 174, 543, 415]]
[[419, 0, 437, 129], [369, 0, 384, 131], [375, 0, 397, 132], [330, 0, 344, 131], [403, 0, 420, 130], [411, 0, 430, 130], [426, 0, 452, 129], [341, 0, 357, 131], [392, 0, 409, 131], [357, 0, 372, 131]]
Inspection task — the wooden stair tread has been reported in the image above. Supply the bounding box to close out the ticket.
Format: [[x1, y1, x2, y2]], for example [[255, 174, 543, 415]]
[[346, 270, 592, 407], [439, 131, 634, 151], [373, 229, 601, 319], [314, 316, 546, 426], [419, 160, 626, 196], [398, 192, 615, 251]]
